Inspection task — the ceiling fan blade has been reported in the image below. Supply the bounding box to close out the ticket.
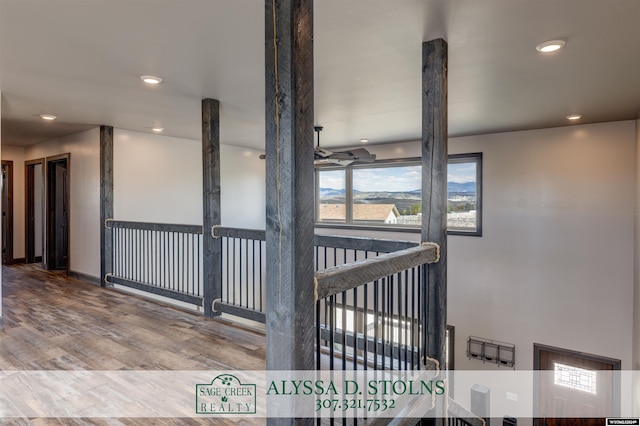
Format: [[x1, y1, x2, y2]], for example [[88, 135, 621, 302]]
[[326, 148, 376, 163], [314, 146, 334, 159]]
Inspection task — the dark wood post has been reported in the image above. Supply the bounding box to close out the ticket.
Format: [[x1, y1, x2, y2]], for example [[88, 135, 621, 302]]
[[421, 39, 448, 367], [264, 0, 315, 384], [100, 125, 114, 287], [202, 98, 222, 318]]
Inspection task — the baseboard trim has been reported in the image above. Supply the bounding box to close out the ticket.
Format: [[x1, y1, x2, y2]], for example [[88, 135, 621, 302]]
[[69, 270, 101, 287], [11, 258, 26, 264]]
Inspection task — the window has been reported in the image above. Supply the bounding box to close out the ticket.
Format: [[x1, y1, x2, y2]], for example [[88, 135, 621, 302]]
[[315, 153, 482, 235], [554, 362, 597, 395], [317, 169, 346, 223]]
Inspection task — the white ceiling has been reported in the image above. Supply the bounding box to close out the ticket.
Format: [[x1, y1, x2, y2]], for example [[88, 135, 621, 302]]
[[1, 0, 639, 150]]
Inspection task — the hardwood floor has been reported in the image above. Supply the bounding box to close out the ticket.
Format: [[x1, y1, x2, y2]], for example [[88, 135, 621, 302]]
[[0, 264, 266, 425]]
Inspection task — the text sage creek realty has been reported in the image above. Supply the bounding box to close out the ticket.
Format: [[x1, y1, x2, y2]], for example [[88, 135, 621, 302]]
[[267, 379, 446, 396]]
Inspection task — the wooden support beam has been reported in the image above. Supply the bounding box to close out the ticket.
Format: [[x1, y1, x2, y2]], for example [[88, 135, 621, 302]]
[[100, 125, 114, 287], [315, 244, 439, 300], [202, 98, 222, 318], [421, 38, 448, 367], [265, 0, 314, 381]]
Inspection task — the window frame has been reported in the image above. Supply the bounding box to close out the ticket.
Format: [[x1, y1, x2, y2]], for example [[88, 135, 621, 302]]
[[315, 153, 483, 236]]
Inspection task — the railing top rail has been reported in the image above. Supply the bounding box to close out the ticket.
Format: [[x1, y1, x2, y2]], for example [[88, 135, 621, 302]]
[[313, 234, 417, 253], [106, 219, 203, 234], [314, 243, 440, 300], [213, 226, 418, 253], [213, 226, 265, 241]]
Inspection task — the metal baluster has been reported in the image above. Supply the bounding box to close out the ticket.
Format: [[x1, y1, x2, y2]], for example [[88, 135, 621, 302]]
[[329, 295, 335, 371], [252, 240, 256, 310], [234, 238, 238, 305], [397, 271, 402, 369], [373, 279, 379, 370], [173, 232, 177, 292], [341, 290, 346, 370], [404, 269, 409, 369], [245, 239, 249, 309], [316, 300, 321, 370], [239, 238, 243, 307], [226, 237, 230, 303], [353, 285, 357, 371], [381, 276, 386, 371], [259, 241, 263, 312]]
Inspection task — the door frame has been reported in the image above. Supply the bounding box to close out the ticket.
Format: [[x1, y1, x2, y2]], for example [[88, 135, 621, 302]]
[[25, 158, 45, 265], [533, 343, 621, 425], [1, 160, 14, 265], [45, 153, 70, 274]]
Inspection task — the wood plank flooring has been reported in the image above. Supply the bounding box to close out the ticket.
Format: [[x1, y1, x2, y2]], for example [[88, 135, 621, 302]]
[[0, 264, 266, 425]]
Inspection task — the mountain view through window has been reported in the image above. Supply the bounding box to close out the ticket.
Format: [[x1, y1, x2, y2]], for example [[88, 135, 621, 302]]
[[317, 155, 481, 234]]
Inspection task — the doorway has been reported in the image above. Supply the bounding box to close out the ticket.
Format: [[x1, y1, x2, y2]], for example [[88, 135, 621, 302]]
[[1, 160, 14, 265], [534, 343, 621, 426], [46, 154, 70, 272], [25, 159, 45, 265]]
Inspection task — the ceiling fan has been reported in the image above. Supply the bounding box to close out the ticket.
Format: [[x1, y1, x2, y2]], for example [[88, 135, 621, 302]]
[[259, 126, 377, 166], [313, 126, 376, 166]]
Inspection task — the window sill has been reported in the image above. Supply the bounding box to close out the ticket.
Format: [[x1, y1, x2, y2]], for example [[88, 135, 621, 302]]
[[315, 223, 482, 237]]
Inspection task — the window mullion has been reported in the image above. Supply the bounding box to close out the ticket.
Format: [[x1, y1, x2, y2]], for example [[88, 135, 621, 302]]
[[314, 169, 320, 222], [345, 167, 353, 224]]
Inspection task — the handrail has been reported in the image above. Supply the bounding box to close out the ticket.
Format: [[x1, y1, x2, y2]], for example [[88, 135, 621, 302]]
[[212, 226, 418, 253], [106, 219, 202, 234], [315, 243, 439, 300], [213, 226, 265, 241], [314, 234, 417, 253]]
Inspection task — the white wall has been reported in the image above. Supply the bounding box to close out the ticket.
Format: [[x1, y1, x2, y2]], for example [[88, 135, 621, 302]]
[[449, 121, 635, 372], [25, 128, 101, 278], [318, 121, 636, 373], [113, 129, 265, 229], [1, 146, 26, 259]]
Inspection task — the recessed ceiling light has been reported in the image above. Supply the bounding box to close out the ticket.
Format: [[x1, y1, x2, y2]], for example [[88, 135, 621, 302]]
[[151, 127, 164, 133], [140, 75, 163, 84], [536, 40, 566, 53], [360, 138, 369, 143], [40, 114, 57, 121], [566, 114, 583, 121]]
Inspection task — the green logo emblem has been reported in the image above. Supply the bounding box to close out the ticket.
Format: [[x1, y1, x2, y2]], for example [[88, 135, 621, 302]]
[[196, 374, 257, 414]]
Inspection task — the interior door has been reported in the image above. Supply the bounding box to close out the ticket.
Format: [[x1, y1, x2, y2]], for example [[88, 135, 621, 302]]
[[47, 156, 69, 271], [1, 161, 14, 265], [535, 344, 620, 426], [25, 160, 45, 265]]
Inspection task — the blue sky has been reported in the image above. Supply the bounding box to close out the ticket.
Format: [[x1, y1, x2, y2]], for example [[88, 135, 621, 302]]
[[319, 163, 476, 192]]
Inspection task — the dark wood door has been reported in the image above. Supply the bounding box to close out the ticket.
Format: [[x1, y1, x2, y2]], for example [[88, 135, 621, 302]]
[[25, 159, 45, 265], [47, 158, 69, 271], [2, 163, 8, 265], [535, 344, 620, 426], [2, 161, 14, 265]]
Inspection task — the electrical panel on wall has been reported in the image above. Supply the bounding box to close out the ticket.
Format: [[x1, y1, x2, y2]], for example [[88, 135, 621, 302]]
[[467, 336, 515, 368]]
